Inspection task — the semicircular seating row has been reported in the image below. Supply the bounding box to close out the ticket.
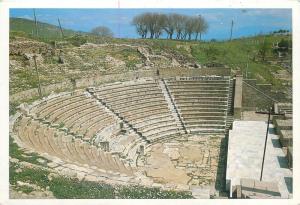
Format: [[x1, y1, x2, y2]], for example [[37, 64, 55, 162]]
[[15, 91, 139, 176], [15, 115, 134, 176], [14, 77, 232, 177], [92, 79, 184, 142], [165, 77, 232, 135]]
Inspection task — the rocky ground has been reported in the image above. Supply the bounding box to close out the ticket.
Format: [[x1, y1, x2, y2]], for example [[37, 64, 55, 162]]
[[9, 37, 199, 94]]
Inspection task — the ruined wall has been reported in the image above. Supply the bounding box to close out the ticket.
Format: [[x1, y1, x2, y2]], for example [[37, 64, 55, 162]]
[[159, 67, 231, 77], [10, 67, 230, 103], [10, 70, 155, 102], [75, 70, 156, 88]]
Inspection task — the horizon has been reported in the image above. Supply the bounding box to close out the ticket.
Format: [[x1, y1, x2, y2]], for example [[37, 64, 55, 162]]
[[10, 8, 292, 40]]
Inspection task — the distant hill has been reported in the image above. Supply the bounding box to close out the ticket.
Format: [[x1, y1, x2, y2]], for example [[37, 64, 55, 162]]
[[10, 17, 86, 39]]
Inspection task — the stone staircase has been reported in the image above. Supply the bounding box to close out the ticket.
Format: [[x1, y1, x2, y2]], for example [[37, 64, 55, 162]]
[[87, 87, 150, 144], [159, 79, 187, 134]]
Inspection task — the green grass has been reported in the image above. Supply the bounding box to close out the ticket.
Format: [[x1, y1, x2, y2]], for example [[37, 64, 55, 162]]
[[10, 163, 50, 189], [49, 177, 116, 199], [10, 17, 84, 42], [10, 161, 193, 198], [10, 139, 193, 198], [9, 136, 50, 166]]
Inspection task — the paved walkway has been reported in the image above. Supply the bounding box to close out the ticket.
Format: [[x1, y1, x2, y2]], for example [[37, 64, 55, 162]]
[[226, 121, 292, 198]]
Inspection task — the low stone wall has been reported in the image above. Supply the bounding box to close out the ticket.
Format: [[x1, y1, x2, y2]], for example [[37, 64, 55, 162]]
[[10, 70, 155, 103], [10, 67, 230, 103], [159, 67, 231, 77]]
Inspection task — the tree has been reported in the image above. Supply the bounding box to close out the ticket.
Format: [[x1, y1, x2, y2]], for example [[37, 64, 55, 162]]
[[91, 26, 113, 37], [196, 16, 208, 41], [132, 14, 148, 38], [163, 13, 177, 39], [174, 14, 187, 40], [131, 12, 209, 41]]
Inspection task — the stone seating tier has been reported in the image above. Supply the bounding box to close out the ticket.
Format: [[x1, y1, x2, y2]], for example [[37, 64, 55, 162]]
[[111, 96, 165, 108], [64, 107, 107, 127], [95, 81, 157, 93], [99, 88, 162, 100], [58, 104, 101, 125], [126, 109, 170, 122], [51, 102, 98, 123], [36, 95, 88, 118], [175, 99, 228, 104], [278, 129, 293, 147], [182, 115, 226, 121], [115, 101, 167, 115], [173, 93, 228, 98], [183, 119, 226, 125], [15, 117, 134, 176], [44, 99, 95, 121], [32, 92, 84, 114], [140, 120, 177, 133], [108, 94, 164, 107], [179, 107, 227, 112], [180, 111, 226, 116], [133, 115, 174, 129], [172, 96, 228, 101]]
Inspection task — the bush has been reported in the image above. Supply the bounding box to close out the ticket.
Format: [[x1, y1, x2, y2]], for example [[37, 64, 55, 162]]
[[66, 34, 88, 46]]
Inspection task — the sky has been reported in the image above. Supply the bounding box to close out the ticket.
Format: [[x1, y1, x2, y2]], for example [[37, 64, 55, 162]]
[[10, 8, 292, 40]]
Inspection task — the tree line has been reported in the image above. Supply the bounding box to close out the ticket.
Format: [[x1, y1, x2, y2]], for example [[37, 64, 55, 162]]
[[132, 12, 208, 40]]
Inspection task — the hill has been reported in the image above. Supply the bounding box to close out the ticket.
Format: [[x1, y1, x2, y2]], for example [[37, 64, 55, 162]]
[[9, 25, 292, 106], [10, 17, 85, 40]]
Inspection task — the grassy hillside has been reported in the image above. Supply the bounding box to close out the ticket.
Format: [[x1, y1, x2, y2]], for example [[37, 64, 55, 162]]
[[10, 17, 84, 40], [9, 21, 292, 102]]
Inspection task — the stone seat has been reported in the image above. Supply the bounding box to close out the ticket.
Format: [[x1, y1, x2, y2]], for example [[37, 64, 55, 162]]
[[181, 111, 226, 116], [179, 107, 227, 112], [131, 113, 172, 125], [60, 104, 101, 125], [188, 128, 225, 134], [52, 102, 99, 124], [123, 109, 170, 123], [146, 128, 179, 141], [175, 99, 228, 104], [114, 99, 166, 113], [64, 107, 106, 127], [46, 100, 95, 121], [184, 119, 226, 125], [111, 97, 165, 110], [278, 129, 293, 147], [177, 104, 227, 109], [182, 115, 226, 121], [171, 90, 229, 95], [108, 94, 164, 107], [138, 120, 177, 133], [133, 115, 174, 129], [82, 118, 116, 139], [169, 86, 229, 91], [95, 81, 157, 93], [167, 81, 229, 85], [143, 124, 179, 137], [185, 124, 226, 129], [120, 102, 168, 116], [125, 109, 170, 122], [100, 87, 161, 100], [36, 95, 87, 118], [274, 119, 293, 130], [173, 96, 228, 101], [72, 115, 114, 134], [32, 92, 84, 114], [173, 93, 228, 98]]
